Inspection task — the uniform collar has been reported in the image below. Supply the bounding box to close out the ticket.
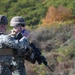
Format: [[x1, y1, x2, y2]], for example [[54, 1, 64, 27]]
[[22, 29, 26, 33]]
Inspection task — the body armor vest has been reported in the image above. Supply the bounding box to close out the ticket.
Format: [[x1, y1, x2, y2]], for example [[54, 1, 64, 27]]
[[0, 33, 14, 56]]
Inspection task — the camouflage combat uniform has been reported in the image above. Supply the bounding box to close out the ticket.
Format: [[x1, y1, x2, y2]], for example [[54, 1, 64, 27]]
[[10, 16, 30, 75], [0, 33, 29, 75]]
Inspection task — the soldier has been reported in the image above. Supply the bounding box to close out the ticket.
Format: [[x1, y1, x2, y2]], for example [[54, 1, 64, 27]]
[[10, 16, 54, 75], [0, 15, 29, 75], [10, 16, 29, 75], [0, 15, 12, 75]]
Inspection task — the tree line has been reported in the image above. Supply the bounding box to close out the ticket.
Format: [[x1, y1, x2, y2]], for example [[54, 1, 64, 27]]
[[0, 0, 75, 26]]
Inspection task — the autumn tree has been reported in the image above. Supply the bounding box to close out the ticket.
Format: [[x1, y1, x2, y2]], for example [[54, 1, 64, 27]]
[[57, 5, 72, 21], [42, 6, 57, 24], [42, 5, 72, 25]]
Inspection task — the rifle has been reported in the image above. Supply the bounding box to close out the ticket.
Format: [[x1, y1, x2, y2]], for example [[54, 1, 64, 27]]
[[29, 42, 54, 72], [15, 32, 54, 72]]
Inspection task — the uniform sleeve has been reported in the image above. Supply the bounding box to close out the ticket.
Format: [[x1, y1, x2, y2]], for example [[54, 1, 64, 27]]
[[2, 35, 29, 50]]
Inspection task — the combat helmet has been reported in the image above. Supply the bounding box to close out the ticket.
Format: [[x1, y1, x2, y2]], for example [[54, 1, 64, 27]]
[[0, 15, 8, 25], [10, 16, 25, 27]]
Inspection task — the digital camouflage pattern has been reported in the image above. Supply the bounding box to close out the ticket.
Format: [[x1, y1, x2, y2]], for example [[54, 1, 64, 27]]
[[0, 33, 29, 75]]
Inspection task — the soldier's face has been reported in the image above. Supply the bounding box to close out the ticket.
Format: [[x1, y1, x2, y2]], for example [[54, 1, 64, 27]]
[[0, 25, 7, 32], [13, 26, 22, 33]]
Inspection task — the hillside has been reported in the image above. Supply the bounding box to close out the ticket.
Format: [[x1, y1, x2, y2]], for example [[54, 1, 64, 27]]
[[0, 0, 75, 75], [43, 0, 75, 15], [0, 0, 75, 25], [27, 23, 75, 75]]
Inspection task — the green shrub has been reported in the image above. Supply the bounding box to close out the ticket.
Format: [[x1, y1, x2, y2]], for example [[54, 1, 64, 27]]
[[28, 23, 73, 51]]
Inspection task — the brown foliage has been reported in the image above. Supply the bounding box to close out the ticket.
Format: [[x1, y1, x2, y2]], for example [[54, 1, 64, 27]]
[[25, 61, 37, 75], [42, 5, 72, 25], [55, 60, 75, 75], [57, 61, 75, 70]]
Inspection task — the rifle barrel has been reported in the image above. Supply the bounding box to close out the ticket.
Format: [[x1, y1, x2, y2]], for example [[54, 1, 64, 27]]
[[46, 65, 54, 72]]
